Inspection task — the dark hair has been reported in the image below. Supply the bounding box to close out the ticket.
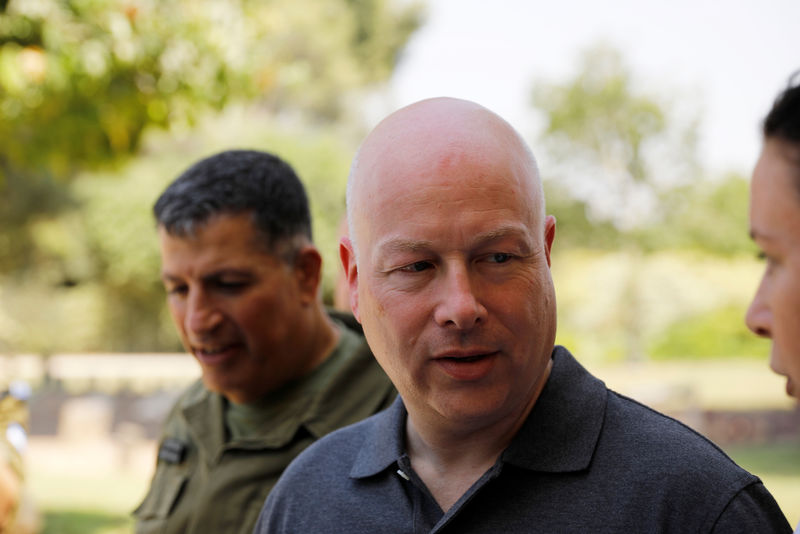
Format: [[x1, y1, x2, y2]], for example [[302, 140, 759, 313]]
[[763, 71, 800, 164], [154, 150, 312, 260]]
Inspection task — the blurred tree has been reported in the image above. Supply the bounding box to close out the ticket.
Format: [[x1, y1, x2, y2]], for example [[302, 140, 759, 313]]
[[534, 46, 760, 362], [649, 172, 753, 256], [533, 44, 702, 361], [0, 0, 421, 353], [648, 304, 767, 360], [0, 0, 421, 273], [533, 44, 701, 241]]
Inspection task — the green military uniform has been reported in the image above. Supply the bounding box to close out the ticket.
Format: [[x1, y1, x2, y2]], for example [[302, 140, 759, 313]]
[[133, 315, 395, 534]]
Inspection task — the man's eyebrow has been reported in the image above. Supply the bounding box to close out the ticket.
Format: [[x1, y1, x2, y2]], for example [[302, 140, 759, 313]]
[[375, 225, 531, 255], [160, 272, 180, 283], [375, 238, 433, 255], [160, 268, 253, 282], [471, 225, 529, 244]]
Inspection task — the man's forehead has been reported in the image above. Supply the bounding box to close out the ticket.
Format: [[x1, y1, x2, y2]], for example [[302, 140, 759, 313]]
[[358, 100, 534, 181], [358, 149, 538, 211], [364, 106, 509, 161], [375, 224, 533, 253], [348, 98, 543, 240], [158, 216, 275, 262]]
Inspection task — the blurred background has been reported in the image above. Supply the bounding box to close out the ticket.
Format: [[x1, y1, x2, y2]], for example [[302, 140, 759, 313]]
[[0, 0, 798, 532]]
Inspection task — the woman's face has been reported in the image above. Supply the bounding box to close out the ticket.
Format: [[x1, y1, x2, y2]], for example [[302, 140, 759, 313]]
[[746, 139, 800, 399]]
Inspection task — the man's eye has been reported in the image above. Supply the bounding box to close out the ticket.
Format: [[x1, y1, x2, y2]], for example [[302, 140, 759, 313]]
[[216, 280, 249, 291], [166, 285, 188, 296], [400, 261, 432, 273], [487, 253, 512, 263]]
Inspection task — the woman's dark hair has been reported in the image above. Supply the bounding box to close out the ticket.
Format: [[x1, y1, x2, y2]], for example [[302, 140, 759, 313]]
[[764, 71, 800, 147], [763, 71, 800, 192]]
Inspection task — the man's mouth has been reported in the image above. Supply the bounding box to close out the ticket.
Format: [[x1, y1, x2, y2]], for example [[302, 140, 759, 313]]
[[193, 344, 239, 365], [196, 345, 230, 355], [434, 348, 497, 360], [433, 351, 498, 380], [440, 353, 490, 363]]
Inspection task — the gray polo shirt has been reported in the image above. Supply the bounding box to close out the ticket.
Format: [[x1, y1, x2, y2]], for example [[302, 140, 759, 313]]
[[255, 346, 791, 533]]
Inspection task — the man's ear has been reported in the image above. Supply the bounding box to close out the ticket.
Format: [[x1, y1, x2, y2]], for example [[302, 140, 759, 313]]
[[544, 215, 556, 267], [292, 246, 323, 305], [339, 237, 360, 322]]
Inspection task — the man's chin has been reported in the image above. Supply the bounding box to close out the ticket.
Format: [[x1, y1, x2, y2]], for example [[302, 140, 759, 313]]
[[201, 373, 235, 396]]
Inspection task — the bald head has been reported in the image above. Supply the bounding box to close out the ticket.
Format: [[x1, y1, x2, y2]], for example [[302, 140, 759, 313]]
[[346, 97, 544, 260], [338, 97, 557, 433]]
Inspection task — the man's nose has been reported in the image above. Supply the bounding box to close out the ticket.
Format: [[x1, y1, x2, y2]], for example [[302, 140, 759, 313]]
[[745, 280, 771, 339], [433, 264, 487, 330], [185, 290, 223, 335]]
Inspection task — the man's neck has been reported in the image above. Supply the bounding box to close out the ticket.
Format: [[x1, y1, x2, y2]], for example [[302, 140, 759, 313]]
[[305, 306, 341, 371], [405, 358, 553, 512]]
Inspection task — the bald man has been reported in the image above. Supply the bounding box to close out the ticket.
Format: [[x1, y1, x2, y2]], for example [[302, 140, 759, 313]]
[[254, 98, 790, 533]]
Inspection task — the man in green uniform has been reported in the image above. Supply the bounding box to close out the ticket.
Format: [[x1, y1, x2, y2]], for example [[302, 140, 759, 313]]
[[133, 150, 395, 534]]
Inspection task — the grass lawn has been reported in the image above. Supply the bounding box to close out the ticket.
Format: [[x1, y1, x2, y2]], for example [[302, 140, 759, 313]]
[[28, 465, 147, 534], [39, 510, 132, 534], [726, 440, 800, 527]]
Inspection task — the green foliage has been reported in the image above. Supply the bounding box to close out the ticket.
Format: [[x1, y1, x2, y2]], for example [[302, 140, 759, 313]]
[[533, 43, 701, 239], [652, 173, 754, 256], [544, 180, 624, 251], [72, 159, 178, 351], [648, 304, 769, 360], [552, 248, 764, 364], [533, 44, 759, 362], [0, 0, 421, 178], [534, 45, 752, 257], [0, 168, 75, 274], [0, 0, 421, 352], [0, 112, 357, 353], [547, 169, 755, 256], [0, 0, 421, 273], [535, 45, 665, 184]]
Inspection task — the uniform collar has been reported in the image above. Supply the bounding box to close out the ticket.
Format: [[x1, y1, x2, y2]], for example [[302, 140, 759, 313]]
[[350, 346, 607, 478], [181, 371, 330, 462], [182, 382, 227, 463], [182, 320, 370, 458]]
